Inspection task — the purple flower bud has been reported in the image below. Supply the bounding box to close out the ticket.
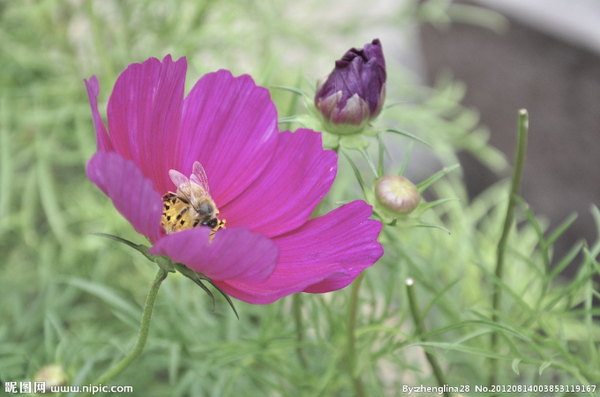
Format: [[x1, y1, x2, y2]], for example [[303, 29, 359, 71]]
[[315, 39, 386, 135], [375, 175, 420, 215]]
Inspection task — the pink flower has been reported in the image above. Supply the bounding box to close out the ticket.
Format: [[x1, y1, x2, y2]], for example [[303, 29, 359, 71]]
[[85, 55, 383, 304]]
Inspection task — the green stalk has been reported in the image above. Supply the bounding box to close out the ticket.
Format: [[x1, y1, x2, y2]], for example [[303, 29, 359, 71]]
[[489, 109, 529, 385], [292, 293, 308, 368], [348, 272, 365, 397], [83, 269, 165, 395], [406, 278, 450, 397]]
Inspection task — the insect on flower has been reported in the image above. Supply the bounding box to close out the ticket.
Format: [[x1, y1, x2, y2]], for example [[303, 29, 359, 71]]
[[161, 161, 225, 239], [84, 55, 383, 304]]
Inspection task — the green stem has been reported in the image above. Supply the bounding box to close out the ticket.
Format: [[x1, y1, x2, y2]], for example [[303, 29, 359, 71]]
[[348, 272, 365, 397], [406, 278, 450, 397], [489, 109, 528, 385], [86, 270, 165, 392], [292, 293, 308, 368]]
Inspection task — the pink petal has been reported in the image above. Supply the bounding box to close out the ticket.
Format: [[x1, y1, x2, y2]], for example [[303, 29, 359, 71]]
[[214, 201, 383, 304], [84, 76, 113, 152], [177, 70, 278, 207], [221, 129, 337, 237], [149, 227, 279, 284], [214, 263, 347, 304], [86, 151, 163, 244], [107, 55, 187, 194]]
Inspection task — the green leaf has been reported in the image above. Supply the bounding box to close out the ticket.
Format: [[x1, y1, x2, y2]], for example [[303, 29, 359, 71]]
[[546, 213, 578, 247], [421, 320, 531, 342], [512, 358, 521, 375], [416, 164, 460, 193], [385, 127, 431, 147], [408, 342, 513, 361], [358, 148, 378, 178], [539, 360, 552, 375], [377, 132, 385, 178], [270, 85, 311, 100], [398, 141, 414, 176], [64, 278, 141, 319], [341, 149, 369, 200], [383, 101, 409, 109], [412, 222, 450, 234], [416, 198, 460, 215]]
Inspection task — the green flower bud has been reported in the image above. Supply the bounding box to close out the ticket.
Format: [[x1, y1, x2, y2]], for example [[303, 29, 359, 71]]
[[375, 175, 421, 215]]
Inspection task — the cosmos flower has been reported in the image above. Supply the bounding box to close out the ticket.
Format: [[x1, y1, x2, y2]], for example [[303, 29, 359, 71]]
[[85, 55, 383, 304], [315, 39, 386, 135]]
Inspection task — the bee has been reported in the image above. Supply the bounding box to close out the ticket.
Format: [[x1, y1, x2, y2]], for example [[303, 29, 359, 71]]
[[161, 161, 225, 238]]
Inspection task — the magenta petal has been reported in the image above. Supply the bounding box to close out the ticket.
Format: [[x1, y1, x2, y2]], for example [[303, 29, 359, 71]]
[[296, 202, 383, 293], [178, 70, 278, 206], [84, 76, 113, 152], [214, 263, 347, 304], [149, 227, 279, 284], [214, 201, 383, 304], [107, 55, 187, 194], [86, 151, 163, 244], [221, 129, 337, 237]]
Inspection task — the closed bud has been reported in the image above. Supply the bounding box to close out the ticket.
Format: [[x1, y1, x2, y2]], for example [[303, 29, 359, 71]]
[[315, 39, 386, 135], [375, 175, 420, 215]]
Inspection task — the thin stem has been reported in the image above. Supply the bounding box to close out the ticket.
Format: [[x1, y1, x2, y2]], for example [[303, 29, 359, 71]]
[[406, 278, 450, 397], [348, 272, 365, 397], [87, 269, 165, 392], [489, 109, 529, 385], [292, 293, 308, 368]]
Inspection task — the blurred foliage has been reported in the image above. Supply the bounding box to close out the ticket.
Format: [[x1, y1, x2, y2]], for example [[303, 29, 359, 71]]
[[1, 0, 599, 396]]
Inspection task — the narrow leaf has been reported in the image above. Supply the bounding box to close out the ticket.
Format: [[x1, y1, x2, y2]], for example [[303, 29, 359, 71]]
[[385, 127, 431, 147], [511, 358, 521, 375], [539, 360, 552, 375], [417, 164, 460, 193]]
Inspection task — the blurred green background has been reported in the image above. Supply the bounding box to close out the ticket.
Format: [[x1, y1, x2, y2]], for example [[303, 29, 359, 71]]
[[1, 0, 599, 396]]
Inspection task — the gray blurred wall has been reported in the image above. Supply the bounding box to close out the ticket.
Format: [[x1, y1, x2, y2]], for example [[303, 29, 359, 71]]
[[419, 0, 600, 264]]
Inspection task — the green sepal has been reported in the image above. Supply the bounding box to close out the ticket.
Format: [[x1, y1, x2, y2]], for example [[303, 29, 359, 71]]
[[278, 113, 326, 132], [339, 134, 369, 150], [92, 233, 239, 318], [360, 124, 382, 138], [173, 263, 239, 320], [90, 233, 173, 271], [321, 131, 340, 150]]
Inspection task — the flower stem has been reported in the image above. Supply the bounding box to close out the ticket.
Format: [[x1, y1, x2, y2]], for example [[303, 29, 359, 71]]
[[87, 269, 165, 392], [292, 293, 308, 368], [348, 272, 365, 397], [489, 109, 529, 386], [406, 278, 450, 397]]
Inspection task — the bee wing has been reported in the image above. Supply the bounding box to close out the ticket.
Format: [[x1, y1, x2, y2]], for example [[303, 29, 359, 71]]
[[190, 161, 211, 195], [168, 169, 190, 189]]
